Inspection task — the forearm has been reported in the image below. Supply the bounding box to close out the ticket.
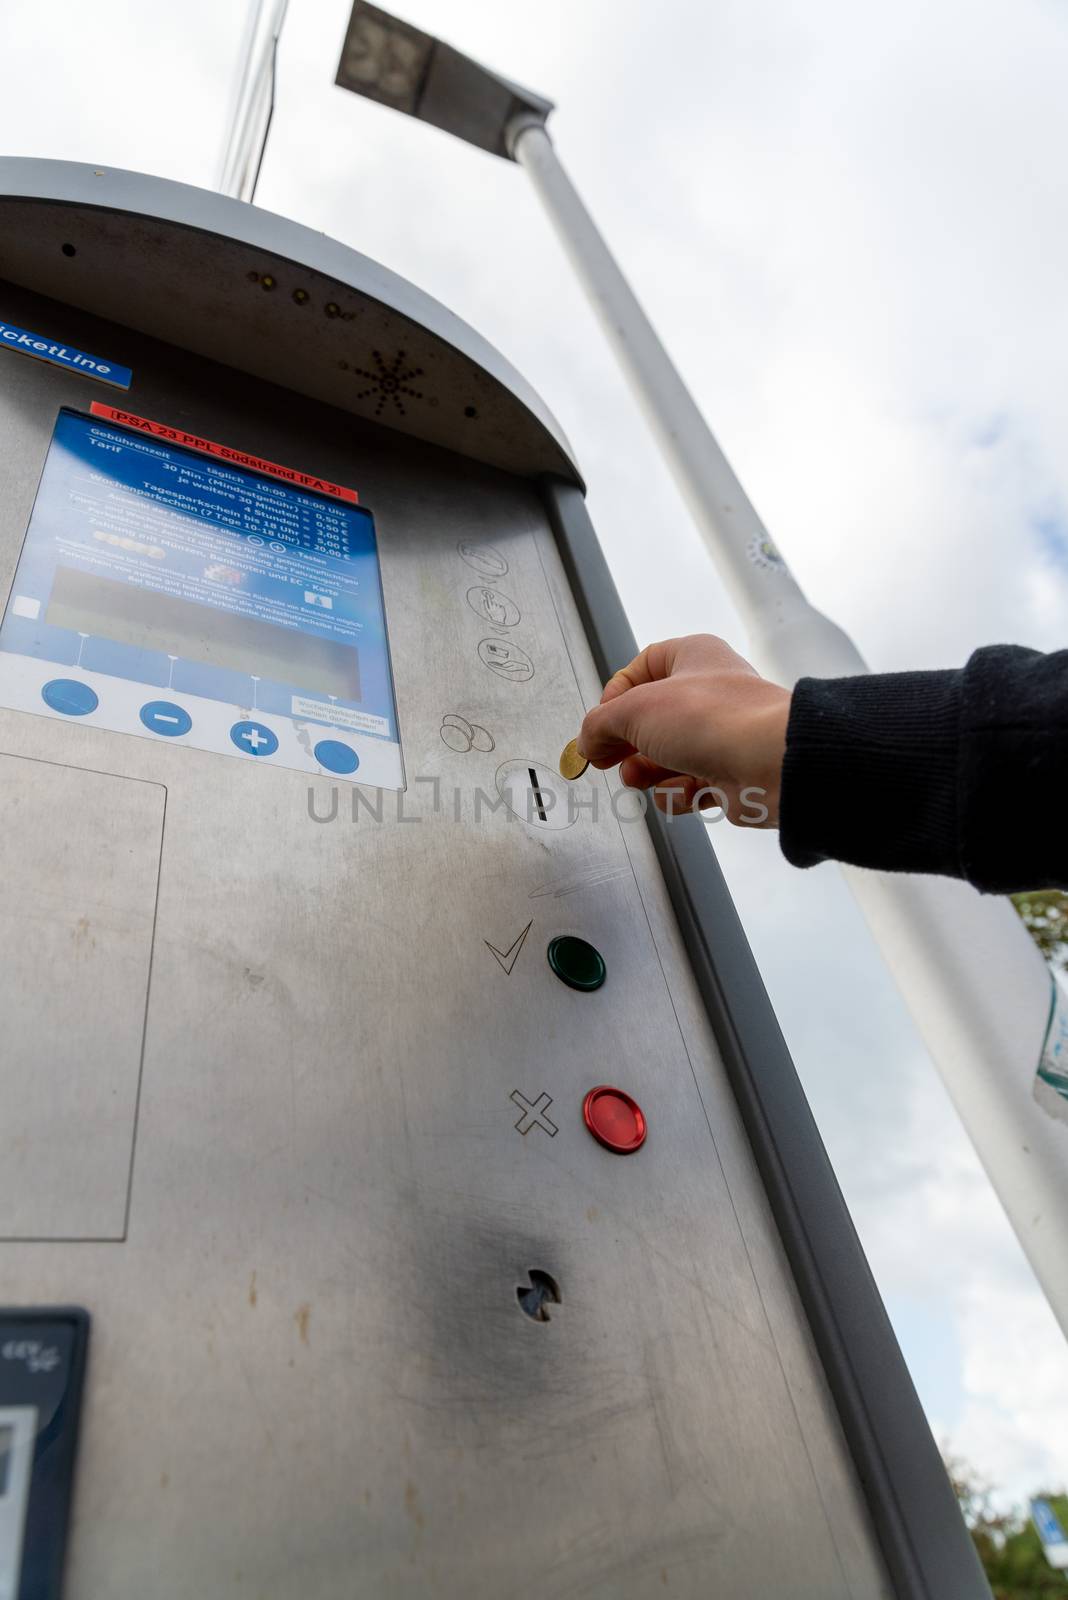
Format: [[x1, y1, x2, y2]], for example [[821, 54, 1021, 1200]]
[[779, 645, 1068, 893]]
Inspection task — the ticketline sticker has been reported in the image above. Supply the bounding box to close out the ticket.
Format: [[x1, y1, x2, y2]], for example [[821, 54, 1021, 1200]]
[[1, 321, 132, 388]]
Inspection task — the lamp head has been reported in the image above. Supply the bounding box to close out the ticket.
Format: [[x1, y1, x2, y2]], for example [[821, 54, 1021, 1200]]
[[335, 2, 552, 160]]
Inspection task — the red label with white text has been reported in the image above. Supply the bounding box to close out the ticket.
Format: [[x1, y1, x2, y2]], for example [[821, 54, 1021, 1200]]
[[89, 403, 358, 503]]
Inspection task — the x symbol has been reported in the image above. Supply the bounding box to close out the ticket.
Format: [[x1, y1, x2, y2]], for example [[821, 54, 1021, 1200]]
[[510, 1090, 558, 1137]]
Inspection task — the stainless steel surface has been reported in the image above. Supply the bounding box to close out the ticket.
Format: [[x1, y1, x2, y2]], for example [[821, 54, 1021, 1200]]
[[0, 158, 579, 484], [0, 282, 891, 1596], [0, 752, 163, 1240]]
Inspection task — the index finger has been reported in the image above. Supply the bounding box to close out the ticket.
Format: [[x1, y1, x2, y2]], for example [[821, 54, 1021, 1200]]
[[599, 639, 681, 705], [578, 680, 661, 767]]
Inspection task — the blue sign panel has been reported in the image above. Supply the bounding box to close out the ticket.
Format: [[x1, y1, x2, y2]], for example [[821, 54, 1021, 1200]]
[[0, 321, 132, 389], [0, 409, 402, 788], [1033, 1499, 1068, 1547]]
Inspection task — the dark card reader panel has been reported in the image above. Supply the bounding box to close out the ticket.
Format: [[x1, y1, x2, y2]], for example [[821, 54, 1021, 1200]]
[[0, 1310, 88, 1600]]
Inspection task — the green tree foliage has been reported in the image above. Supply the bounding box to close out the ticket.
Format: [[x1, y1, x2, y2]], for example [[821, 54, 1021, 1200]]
[[946, 1454, 1068, 1598], [1013, 890, 1068, 971]]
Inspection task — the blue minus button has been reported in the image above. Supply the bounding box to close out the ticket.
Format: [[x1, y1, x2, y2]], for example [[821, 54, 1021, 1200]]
[[140, 700, 192, 737], [314, 739, 359, 775], [42, 678, 98, 717]]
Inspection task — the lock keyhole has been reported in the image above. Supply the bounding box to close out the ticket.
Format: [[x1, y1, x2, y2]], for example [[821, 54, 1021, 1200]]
[[516, 1268, 561, 1323]]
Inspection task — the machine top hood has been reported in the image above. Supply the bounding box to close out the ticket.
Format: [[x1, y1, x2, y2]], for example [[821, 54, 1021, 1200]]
[[0, 157, 581, 487]]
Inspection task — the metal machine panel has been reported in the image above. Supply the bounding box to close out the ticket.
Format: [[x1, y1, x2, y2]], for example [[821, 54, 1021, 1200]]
[[0, 753, 162, 1241], [0, 138, 989, 1592], [0, 284, 896, 1598]]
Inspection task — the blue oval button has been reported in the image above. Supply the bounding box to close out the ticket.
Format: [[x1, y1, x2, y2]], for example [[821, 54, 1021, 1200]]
[[140, 700, 192, 737], [42, 678, 98, 717], [230, 720, 278, 758], [314, 739, 359, 775]]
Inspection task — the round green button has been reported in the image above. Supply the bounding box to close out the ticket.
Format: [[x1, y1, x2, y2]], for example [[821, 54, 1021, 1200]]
[[547, 935, 606, 992]]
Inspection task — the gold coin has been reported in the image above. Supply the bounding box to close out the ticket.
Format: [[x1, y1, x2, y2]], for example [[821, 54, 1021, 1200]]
[[559, 737, 589, 780]]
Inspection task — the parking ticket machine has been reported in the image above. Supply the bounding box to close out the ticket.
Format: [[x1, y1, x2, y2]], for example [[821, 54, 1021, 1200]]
[[0, 161, 984, 1598]]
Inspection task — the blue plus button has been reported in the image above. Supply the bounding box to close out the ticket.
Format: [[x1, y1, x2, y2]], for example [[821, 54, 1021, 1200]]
[[314, 739, 360, 775], [140, 700, 192, 737], [230, 720, 278, 758], [42, 678, 98, 717]]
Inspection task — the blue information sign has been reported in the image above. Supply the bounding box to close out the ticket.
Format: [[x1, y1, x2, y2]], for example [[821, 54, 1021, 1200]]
[[0, 320, 132, 389], [0, 409, 402, 787]]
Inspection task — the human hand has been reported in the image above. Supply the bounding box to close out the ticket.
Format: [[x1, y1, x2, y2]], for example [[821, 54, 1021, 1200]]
[[577, 635, 790, 825]]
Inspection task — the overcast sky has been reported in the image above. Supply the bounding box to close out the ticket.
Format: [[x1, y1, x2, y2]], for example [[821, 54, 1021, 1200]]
[[4, 0, 1068, 1506]]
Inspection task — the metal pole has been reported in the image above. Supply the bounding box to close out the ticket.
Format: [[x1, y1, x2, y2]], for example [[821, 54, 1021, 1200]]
[[508, 116, 864, 683], [509, 115, 1068, 1337], [217, 0, 290, 203]]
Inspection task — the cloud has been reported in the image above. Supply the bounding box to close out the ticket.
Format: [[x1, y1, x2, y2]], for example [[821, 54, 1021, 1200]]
[[1, 0, 245, 184]]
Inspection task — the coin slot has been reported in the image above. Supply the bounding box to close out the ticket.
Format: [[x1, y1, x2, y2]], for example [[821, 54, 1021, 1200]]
[[516, 1269, 561, 1323], [528, 766, 548, 822], [494, 759, 576, 831]]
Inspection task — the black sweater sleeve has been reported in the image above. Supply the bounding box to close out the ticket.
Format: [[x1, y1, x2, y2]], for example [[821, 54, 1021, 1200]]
[[778, 644, 1068, 893]]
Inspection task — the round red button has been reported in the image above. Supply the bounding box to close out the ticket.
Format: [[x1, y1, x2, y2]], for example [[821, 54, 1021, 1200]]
[[582, 1086, 647, 1154]]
